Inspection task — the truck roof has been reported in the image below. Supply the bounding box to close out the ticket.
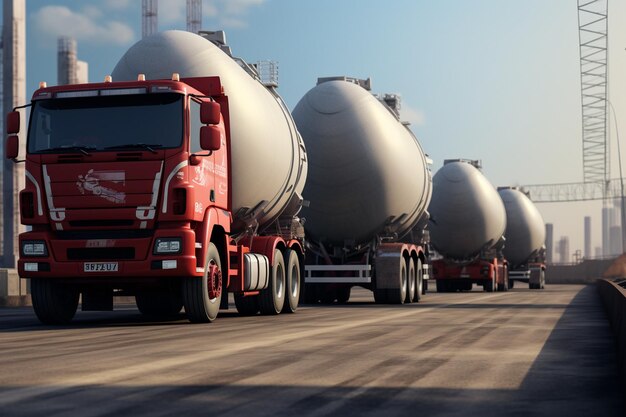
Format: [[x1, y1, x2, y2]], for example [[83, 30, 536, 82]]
[[31, 76, 225, 101]]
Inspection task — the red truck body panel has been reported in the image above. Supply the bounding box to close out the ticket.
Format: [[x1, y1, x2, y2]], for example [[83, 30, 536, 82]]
[[16, 76, 302, 300]]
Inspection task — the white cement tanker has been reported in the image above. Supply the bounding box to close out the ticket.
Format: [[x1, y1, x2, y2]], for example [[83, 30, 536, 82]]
[[498, 187, 546, 289], [293, 77, 432, 305], [428, 160, 509, 292]]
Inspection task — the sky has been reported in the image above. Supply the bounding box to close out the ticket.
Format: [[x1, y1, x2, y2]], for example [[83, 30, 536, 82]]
[[7, 0, 626, 260]]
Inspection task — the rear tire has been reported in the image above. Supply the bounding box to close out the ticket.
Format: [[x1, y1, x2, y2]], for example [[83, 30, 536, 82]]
[[259, 249, 286, 315], [282, 249, 300, 313], [405, 258, 416, 303], [182, 242, 222, 323], [135, 289, 183, 319], [386, 259, 407, 304], [31, 278, 79, 325], [484, 277, 494, 292], [234, 294, 259, 316], [436, 280, 446, 293], [415, 258, 424, 302]]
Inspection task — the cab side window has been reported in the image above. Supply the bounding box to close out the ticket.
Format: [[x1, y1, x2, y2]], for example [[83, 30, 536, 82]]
[[189, 99, 202, 154]]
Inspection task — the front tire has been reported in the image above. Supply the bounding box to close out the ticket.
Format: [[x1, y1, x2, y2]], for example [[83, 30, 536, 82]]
[[259, 249, 286, 315], [182, 242, 222, 323], [31, 278, 79, 325]]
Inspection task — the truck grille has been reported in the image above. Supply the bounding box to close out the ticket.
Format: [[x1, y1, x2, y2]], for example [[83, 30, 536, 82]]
[[67, 247, 135, 260], [69, 220, 134, 228]]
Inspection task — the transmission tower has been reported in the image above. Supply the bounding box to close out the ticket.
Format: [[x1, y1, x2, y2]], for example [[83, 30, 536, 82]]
[[187, 0, 202, 34], [578, 0, 609, 186], [142, 0, 158, 38]]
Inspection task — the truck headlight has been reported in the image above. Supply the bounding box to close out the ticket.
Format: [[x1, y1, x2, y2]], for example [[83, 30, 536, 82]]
[[154, 238, 182, 255], [22, 240, 48, 257]]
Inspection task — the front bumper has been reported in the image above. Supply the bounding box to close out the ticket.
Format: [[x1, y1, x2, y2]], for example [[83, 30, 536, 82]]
[[17, 229, 201, 279]]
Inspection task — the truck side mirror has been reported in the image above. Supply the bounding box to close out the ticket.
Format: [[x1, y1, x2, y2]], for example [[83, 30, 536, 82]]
[[200, 101, 221, 125], [6, 111, 20, 134], [200, 126, 221, 151], [6, 135, 19, 160]]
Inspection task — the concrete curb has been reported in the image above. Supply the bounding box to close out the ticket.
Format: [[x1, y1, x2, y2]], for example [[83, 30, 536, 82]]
[[0, 295, 32, 307], [597, 278, 626, 402]]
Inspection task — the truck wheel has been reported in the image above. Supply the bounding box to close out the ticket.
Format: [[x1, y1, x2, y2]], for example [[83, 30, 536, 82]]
[[405, 258, 416, 303], [386, 259, 407, 304], [484, 278, 494, 292], [436, 280, 446, 293], [415, 258, 423, 302], [259, 249, 286, 315], [182, 242, 222, 323], [234, 294, 259, 316], [31, 278, 79, 325], [135, 289, 183, 319], [282, 249, 300, 313]]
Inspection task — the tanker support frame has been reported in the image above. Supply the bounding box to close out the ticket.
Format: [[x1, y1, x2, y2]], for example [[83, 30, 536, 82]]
[[432, 256, 509, 292], [304, 242, 429, 304]]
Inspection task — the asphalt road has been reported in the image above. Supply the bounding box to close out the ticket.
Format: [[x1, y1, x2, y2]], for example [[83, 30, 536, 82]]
[[0, 284, 622, 417]]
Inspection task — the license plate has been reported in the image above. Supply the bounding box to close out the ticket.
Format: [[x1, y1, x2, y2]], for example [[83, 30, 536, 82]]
[[84, 262, 118, 272]]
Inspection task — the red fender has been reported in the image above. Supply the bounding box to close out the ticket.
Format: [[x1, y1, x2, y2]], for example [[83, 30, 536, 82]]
[[250, 236, 286, 265]]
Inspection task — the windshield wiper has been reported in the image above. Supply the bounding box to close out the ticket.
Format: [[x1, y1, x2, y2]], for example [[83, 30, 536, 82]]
[[40, 146, 95, 156], [104, 143, 163, 154]]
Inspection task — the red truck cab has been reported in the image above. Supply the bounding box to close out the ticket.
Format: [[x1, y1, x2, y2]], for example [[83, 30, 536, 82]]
[[6, 75, 303, 324]]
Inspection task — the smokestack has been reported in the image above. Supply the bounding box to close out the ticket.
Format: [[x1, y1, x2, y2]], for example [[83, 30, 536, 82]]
[[584, 216, 591, 259], [142, 0, 158, 38], [545, 223, 554, 264], [187, 0, 202, 34], [1, 0, 26, 268], [57, 37, 77, 85]]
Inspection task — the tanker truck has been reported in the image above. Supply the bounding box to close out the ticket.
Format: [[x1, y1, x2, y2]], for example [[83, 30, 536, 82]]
[[293, 77, 432, 304], [498, 187, 546, 289], [429, 159, 509, 292], [5, 30, 308, 324]]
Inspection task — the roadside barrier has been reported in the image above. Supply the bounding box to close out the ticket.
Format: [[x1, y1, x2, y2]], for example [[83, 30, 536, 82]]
[[597, 278, 626, 401]]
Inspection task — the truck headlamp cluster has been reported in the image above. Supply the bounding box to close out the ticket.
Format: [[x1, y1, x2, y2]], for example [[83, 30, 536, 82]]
[[154, 238, 182, 255], [22, 241, 48, 257]]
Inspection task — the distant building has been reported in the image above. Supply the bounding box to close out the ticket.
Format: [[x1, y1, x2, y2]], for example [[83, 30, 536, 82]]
[[1, 0, 26, 267], [76, 60, 89, 84], [545, 223, 554, 264], [558, 236, 569, 263], [58, 37, 77, 85], [610, 226, 622, 256], [584, 216, 591, 259], [58, 37, 88, 85], [595, 246, 602, 258]]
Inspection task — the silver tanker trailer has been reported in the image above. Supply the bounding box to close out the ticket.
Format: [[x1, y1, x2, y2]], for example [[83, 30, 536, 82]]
[[293, 77, 432, 304], [498, 187, 546, 289], [428, 159, 509, 292]]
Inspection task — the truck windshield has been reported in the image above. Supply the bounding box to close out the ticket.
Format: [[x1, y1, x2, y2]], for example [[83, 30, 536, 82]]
[[27, 93, 183, 153]]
